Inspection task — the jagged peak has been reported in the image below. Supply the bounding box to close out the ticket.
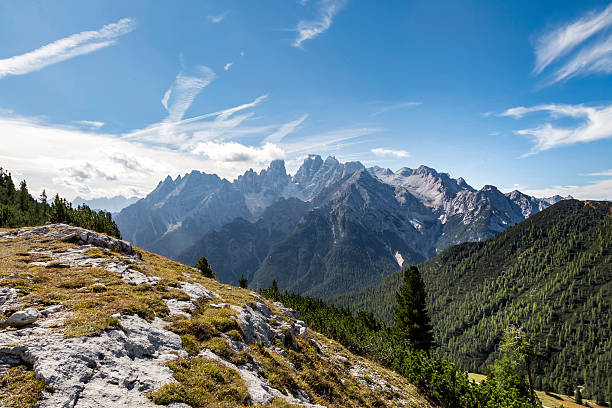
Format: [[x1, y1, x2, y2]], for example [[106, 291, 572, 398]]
[[324, 155, 340, 165], [481, 184, 500, 192], [343, 160, 366, 174], [416, 165, 439, 176], [266, 159, 287, 174], [306, 153, 322, 161]]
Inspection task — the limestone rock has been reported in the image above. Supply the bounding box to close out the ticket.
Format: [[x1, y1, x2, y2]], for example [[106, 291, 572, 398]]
[[2, 307, 40, 328]]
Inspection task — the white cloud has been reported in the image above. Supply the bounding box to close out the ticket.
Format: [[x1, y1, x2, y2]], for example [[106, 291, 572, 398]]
[[521, 178, 612, 201], [0, 113, 294, 200], [193, 141, 285, 163], [584, 169, 612, 176], [373, 101, 421, 116], [283, 127, 382, 155], [533, 3, 612, 74], [293, 0, 347, 48], [500, 103, 612, 156], [74, 120, 105, 129], [208, 11, 229, 23], [263, 114, 308, 144], [552, 35, 612, 82], [533, 3, 612, 84], [224, 62, 234, 71], [371, 147, 411, 158], [0, 18, 135, 79], [161, 66, 215, 123], [125, 94, 271, 149]]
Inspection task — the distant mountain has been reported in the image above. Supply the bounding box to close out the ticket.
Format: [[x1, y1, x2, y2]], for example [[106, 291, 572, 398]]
[[72, 195, 139, 213], [177, 197, 311, 284], [115, 155, 568, 296], [334, 199, 612, 402]]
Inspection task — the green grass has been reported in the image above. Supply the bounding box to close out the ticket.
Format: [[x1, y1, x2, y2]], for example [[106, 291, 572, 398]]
[[148, 358, 250, 408]]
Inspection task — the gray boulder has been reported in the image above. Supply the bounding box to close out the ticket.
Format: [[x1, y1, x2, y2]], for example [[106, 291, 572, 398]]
[[1, 307, 40, 328]]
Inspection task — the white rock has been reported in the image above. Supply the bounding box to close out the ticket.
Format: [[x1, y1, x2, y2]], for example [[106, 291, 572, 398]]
[[2, 307, 40, 327], [0, 315, 185, 407], [41, 305, 64, 316]]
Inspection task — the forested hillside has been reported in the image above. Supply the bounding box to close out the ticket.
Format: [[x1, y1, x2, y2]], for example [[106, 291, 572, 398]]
[[0, 167, 121, 238], [335, 199, 612, 403]]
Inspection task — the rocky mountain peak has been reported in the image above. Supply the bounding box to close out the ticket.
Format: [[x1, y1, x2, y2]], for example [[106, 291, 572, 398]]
[[293, 154, 324, 185]]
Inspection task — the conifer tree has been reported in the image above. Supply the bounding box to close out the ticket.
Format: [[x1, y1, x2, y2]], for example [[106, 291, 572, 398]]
[[575, 388, 582, 405], [238, 274, 248, 288], [393, 265, 434, 350], [195, 256, 215, 279]]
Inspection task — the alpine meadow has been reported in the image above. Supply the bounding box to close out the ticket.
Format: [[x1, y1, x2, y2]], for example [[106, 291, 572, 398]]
[[0, 1, 610, 408]]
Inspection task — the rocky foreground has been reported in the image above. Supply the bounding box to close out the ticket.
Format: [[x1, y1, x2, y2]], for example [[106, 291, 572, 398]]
[[0, 224, 430, 408]]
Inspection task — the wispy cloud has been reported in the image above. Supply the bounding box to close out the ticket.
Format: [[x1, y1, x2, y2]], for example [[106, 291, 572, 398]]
[[372, 101, 421, 116], [193, 141, 285, 163], [208, 11, 229, 23], [533, 3, 612, 84], [584, 169, 612, 176], [0, 18, 135, 79], [74, 120, 105, 129], [371, 147, 410, 158], [0, 111, 288, 199], [224, 62, 234, 71], [263, 114, 308, 144], [551, 35, 612, 82], [293, 0, 347, 48], [161, 66, 215, 123], [283, 126, 382, 155], [501, 103, 612, 156]]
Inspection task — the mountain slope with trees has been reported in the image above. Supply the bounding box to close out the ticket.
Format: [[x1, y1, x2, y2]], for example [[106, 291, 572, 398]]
[[334, 199, 612, 403], [0, 167, 120, 237]]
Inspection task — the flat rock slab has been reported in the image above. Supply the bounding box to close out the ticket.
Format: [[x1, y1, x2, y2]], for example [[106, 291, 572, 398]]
[[0, 315, 186, 408]]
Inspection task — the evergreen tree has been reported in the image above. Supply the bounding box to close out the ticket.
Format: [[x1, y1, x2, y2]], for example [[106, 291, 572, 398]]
[[487, 326, 539, 405], [393, 266, 434, 350], [195, 256, 215, 279], [575, 388, 582, 405], [238, 274, 248, 288]]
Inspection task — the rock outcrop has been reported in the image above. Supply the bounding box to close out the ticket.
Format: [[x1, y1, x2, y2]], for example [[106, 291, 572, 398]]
[[0, 224, 431, 408]]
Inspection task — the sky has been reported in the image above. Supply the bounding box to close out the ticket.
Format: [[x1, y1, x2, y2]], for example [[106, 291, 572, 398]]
[[1, 0, 611, 201]]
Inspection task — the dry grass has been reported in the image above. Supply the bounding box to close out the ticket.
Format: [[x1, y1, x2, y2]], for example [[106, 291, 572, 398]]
[[0, 234, 191, 336], [0, 227, 433, 407], [0, 366, 45, 408]]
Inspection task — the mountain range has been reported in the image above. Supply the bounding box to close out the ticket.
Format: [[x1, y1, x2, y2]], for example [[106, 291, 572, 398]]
[[115, 155, 569, 298]]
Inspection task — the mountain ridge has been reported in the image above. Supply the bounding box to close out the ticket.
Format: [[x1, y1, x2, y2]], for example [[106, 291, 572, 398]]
[[116, 155, 570, 297]]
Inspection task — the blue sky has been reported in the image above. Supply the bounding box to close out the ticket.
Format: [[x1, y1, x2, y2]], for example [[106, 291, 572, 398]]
[[1, 0, 611, 200]]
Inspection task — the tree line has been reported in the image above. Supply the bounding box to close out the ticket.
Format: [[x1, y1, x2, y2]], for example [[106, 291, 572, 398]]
[[261, 266, 542, 408], [333, 199, 611, 405], [0, 167, 121, 238]]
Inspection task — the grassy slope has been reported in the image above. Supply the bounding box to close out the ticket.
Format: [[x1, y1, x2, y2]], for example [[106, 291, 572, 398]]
[[0, 225, 431, 408], [334, 200, 612, 400]]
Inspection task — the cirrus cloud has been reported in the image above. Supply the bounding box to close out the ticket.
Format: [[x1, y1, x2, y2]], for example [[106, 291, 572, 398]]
[[0, 18, 135, 79], [501, 103, 612, 156]]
